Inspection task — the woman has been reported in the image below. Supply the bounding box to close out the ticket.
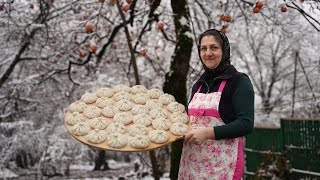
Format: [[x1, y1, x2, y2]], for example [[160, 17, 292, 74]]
[[178, 29, 254, 180]]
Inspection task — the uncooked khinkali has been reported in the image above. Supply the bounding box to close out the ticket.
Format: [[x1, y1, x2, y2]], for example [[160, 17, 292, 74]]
[[65, 112, 85, 126], [95, 88, 114, 98], [106, 133, 128, 148], [170, 123, 189, 136], [89, 117, 110, 130], [167, 102, 185, 113], [86, 129, 108, 144], [132, 105, 149, 115], [146, 99, 163, 110], [147, 88, 164, 99], [170, 112, 189, 124], [131, 85, 147, 94], [152, 118, 171, 130], [148, 130, 170, 144], [128, 124, 148, 136], [149, 108, 168, 119], [96, 97, 114, 108], [106, 122, 126, 134], [81, 92, 98, 104], [102, 105, 119, 118], [69, 101, 87, 113], [114, 112, 133, 125], [115, 99, 133, 111], [114, 92, 132, 102], [72, 122, 91, 136], [158, 93, 175, 105], [133, 114, 153, 126], [113, 84, 131, 93], [132, 93, 149, 105], [129, 135, 150, 149], [83, 106, 101, 119]]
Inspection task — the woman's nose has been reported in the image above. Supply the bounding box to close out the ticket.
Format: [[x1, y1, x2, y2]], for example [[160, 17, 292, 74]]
[[206, 49, 213, 56]]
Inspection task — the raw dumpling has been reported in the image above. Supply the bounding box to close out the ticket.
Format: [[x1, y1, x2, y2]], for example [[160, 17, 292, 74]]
[[83, 106, 101, 119], [170, 112, 189, 124], [69, 101, 87, 113], [89, 117, 110, 130], [152, 118, 171, 130], [86, 129, 108, 144], [158, 93, 175, 105], [132, 93, 149, 105], [81, 92, 98, 104], [114, 92, 132, 102], [133, 114, 152, 126], [146, 99, 163, 110], [106, 122, 126, 134], [132, 105, 149, 115], [65, 112, 85, 126], [147, 88, 164, 99], [129, 135, 150, 149], [128, 124, 148, 136], [148, 130, 170, 144], [149, 108, 168, 119], [131, 85, 147, 94], [113, 84, 131, 93], [170, 123, 189, 136], [106, 133, 128, 148], [114, 112, 133, 125], [96, 97, 114, 108], [95, 88, 114, 98], [115, 99, 133, 111], [167, 102, 185, 113], [72, 122, 91, 136], [102, 105, 119, 118]]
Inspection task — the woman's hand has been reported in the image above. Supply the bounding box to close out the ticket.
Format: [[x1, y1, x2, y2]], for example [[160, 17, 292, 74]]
[[184, 127, 215, 145]]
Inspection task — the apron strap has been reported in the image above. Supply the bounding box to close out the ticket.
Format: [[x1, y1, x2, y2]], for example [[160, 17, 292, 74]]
[[196, 84, 202, 93], [218, 80, 227, 92]]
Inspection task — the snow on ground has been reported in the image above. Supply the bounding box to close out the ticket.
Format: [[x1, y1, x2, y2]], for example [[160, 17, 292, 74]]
[[0, 168, 18, 178]]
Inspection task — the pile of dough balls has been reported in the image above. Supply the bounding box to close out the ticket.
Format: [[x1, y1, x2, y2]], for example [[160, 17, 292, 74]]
[[65, 84, 189, 150]]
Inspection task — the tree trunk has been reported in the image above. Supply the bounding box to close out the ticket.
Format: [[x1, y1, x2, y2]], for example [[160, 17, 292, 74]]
[[166, 1, 193, 179]]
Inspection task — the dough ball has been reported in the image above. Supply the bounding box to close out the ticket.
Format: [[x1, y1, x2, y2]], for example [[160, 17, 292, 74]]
[[102, 105, 119, 118], [152, 118, 171, 130], [129, 135, 150, 149], [148, 130, 170, 144], [89, 117, 110, 130], [128, 124, 148, 136], [86, 129, 108, 144], [147, 88, 164, 99], [65, 112, 85, 126], [170, 112, 189, 124], [114, 92, 132, 102], [114, 112, 133, 125], [131, 85, 147, 94], [95, 88, 114, 98], [83, 106, 101, 119], [106, 122, 126, 134], [149, 108, 168, 119], [106, 133, 128, 149], [96, 97, 114, 108], [132, 93, 149, 105], [158, 93, 175, 105], [170, 123, 189, 136], [167, 102, 185, 113], [133, 114, 152, 126], [146, 99, 163, 110], [81, 92, 98, 104], [115, 99, 133, 111], [72, 122, 91, 136], [113, 84, 131, 93], [69, 101, 87, 113], [132, 105, 149, 115]]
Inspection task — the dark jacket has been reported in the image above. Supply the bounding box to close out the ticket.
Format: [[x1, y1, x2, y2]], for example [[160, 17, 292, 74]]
[[189, 65, 254, 140]]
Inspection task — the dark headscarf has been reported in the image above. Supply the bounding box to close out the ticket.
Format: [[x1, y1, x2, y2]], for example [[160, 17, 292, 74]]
[[197, 29, 231, 75]]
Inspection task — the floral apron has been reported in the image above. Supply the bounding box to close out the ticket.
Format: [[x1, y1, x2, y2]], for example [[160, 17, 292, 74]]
[[178, 80, 244, 180]]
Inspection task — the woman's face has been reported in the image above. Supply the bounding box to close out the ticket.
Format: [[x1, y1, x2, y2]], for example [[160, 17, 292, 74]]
[[200, 35, 223, 69]]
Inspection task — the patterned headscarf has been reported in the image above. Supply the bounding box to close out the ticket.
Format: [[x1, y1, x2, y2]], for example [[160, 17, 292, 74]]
[[197, 29, 231, 74]]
